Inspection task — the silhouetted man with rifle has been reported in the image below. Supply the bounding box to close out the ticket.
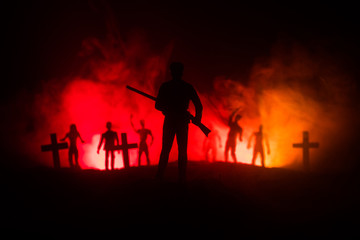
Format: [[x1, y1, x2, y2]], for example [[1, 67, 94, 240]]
[[155, 62, 203, 183]]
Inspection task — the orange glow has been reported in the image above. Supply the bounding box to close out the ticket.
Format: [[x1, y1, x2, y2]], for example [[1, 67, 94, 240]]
[[30, 30, 354, 172]]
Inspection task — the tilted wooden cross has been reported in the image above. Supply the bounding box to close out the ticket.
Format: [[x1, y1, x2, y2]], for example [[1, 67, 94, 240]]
[[293, 131, 319, 171], [41, 133, 68, 168], [113, 133, 138, 168]]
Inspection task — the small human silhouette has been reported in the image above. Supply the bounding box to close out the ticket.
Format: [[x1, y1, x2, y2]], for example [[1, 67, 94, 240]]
[[224, 108, 243, 163], [97, 122, 119, 170], [130, 114, 154, 166], [60, 124, 84, 169], [203, 123, 222, 162], [247, 125, 270, 167], [155, 62, 203, 183]]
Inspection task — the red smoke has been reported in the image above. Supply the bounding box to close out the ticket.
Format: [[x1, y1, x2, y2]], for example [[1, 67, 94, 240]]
[[18, 19, 357, 172], [30, 29, 174, 169]]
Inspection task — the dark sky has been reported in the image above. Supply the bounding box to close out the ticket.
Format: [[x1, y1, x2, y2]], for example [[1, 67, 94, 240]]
[[2, 1, 360, 169], [3, 0, 360, 100]]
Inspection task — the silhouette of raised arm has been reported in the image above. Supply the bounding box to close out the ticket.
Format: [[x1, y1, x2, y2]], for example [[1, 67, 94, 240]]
[[130, 114, 137, 132], [228, 108, 239, 126]]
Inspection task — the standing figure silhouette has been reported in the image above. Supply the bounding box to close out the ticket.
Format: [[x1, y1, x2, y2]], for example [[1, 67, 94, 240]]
[[130, 114, 154, 166], [155, 62, 203, 183], [60, 124, 85, 169], [247, 125, 270, 167], [97, 122, 119, 170], [224, 109, 243, 163]]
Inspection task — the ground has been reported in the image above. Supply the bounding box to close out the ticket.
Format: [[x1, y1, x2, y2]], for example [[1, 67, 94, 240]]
[[2, 161, 359, 237]]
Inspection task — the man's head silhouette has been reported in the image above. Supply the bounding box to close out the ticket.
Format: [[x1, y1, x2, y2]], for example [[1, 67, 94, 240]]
[[259, 124, 263, 132], [140, 119, 145, 128], [170, 62, 184, 80], [70, 124, 77, 133], [106, 121, 112, 130], [235, 114, 242, 121]]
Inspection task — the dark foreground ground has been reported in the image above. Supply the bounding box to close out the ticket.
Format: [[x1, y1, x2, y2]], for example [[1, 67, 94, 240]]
[[2, 161, 359, 237]]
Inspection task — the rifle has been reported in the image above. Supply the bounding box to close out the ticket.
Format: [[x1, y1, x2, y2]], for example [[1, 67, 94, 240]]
[[126, 85, 211, 137]]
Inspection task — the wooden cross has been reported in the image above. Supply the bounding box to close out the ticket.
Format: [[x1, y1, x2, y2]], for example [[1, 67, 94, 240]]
[[113, 133, 138, 169], [293, 131, 319, 171], [41, 133, 68, 168]]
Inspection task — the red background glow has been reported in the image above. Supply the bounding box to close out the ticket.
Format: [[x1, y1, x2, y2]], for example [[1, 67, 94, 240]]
[[5, 2, 358, 172]]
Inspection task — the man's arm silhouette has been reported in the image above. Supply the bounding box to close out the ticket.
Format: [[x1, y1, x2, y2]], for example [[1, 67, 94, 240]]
[[190, 87, 203, 124], [115, 132, 119, 145], [78, 132, 85, 143], [247, 133, 254, 149], [155, 84, 203, 123], [130, 114, 138, 133], [60, 133, 69, 142], [97, 134, 104, 154], [115, 132, 120, 153], [239, 127, 243, 142], [264, 134, 270, 154], [149, 130, 154, 146]]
